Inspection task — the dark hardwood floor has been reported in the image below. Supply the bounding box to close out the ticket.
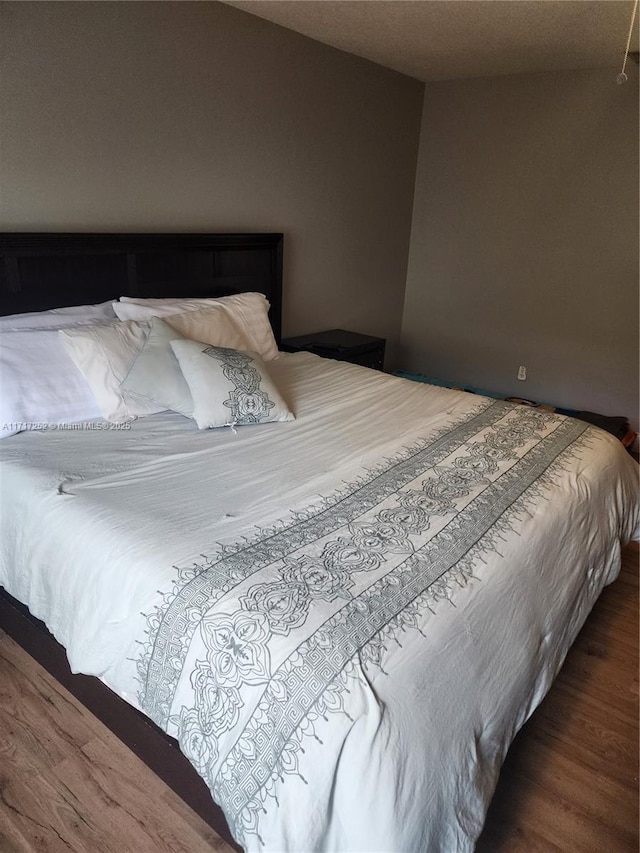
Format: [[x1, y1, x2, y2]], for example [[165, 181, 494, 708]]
[[0, 544, 637, 852], [477, 541, 639, 853]]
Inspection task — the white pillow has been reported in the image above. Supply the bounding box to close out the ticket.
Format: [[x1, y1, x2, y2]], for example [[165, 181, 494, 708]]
[[0, 301, 117, 331], [120, 308, 256, 417], [170, 340, 294, 430], [120, 318, 194, 417], [59, 321, 165, 423], [115, 293, 279, 361], [163, 306, 252, 352], [0, 329, 103, 439]]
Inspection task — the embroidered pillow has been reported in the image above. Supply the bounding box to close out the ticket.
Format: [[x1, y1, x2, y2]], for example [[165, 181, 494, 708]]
[[170, 340, 294, 430]]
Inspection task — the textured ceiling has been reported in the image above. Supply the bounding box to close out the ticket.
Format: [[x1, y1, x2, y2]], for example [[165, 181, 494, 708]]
[[224, 0, 640, 82]]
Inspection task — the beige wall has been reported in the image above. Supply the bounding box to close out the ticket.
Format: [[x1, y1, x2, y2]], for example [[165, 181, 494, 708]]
[[402, 67, 639, 430], [0, 2, 423, 362]]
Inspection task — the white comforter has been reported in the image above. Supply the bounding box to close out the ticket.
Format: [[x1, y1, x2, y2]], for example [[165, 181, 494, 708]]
[[1, 352, 638, 852]]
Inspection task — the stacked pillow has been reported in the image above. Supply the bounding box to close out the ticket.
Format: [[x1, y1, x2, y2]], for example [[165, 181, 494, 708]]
[[0, 300, 116, 331], [113, 292, 279, 361], [0, 302, 117, 439], [0, 294, 291, 438]]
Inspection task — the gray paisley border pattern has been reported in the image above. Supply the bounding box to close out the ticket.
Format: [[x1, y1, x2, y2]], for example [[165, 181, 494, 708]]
[[137, 399, 498, 725], [203, 346, 275, 425], [136, 401, 590, 845]]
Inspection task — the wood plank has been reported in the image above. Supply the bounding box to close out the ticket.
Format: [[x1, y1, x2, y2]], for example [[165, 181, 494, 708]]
[[0, 630, 235, 853], [0, 588, 240, 851]]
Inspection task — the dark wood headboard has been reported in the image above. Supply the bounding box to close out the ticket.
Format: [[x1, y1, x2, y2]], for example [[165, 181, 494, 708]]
[[0, 232, 283, 343], [0, 231, 284, 852]]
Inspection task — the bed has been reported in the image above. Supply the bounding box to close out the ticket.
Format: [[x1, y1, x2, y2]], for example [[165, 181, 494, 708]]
[[1, 233, 638, 853]]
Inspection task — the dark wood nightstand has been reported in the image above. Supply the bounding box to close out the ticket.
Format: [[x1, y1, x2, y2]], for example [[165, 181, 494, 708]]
[[281, 329, 386, 371]]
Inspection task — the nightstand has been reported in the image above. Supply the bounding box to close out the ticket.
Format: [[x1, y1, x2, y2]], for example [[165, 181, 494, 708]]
[[281, 329, 386, 371]]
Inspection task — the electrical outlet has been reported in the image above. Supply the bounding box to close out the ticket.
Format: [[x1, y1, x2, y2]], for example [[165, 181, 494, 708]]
[[517, 365, 527, 381]]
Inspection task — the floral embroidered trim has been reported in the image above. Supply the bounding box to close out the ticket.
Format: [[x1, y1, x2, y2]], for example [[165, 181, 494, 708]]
[[203, 346, 275, 425], [135, 400, 588, 845], [137, 399, 500, 725]]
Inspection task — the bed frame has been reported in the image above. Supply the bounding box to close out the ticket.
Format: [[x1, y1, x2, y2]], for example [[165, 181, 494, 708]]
[[0, 231, 285, 852], [0, 231, 282, 343]]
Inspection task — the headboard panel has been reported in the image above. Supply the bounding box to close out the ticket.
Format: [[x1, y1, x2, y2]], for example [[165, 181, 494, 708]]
[[0, 232, 284, 343]]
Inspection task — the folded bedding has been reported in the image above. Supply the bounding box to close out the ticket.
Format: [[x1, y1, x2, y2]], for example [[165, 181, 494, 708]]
[[1, 352, 638, 852]]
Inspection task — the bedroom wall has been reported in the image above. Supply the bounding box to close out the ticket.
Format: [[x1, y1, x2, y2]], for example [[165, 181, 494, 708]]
[[401, 67, 639, 431], [0, 1, 423, 363]]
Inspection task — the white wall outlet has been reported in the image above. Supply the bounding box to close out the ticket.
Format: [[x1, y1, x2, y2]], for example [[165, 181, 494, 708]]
[[517, 365, 527, 381]]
